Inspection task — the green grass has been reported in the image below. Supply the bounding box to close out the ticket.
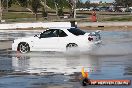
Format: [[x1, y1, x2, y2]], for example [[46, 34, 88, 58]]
[[103, 16, 132, 21], [3, 12, 34, 19]]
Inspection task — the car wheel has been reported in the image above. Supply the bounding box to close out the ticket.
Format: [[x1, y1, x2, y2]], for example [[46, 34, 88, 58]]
[[17, 42, 30, 53], [66, 43, 78, 50]]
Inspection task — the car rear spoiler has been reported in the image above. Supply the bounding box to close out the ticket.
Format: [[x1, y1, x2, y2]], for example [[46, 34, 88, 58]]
[[95, 30, 101, 34], [89, 30, 101, 35], [89, 30, 101, 40]]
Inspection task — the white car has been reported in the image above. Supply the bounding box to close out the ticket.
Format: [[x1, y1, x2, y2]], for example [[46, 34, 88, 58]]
[[12, 27, 101, 53]]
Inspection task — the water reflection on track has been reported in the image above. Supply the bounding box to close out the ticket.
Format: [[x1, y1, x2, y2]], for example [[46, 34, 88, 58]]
[[11, 52, 99, 75], [0, 49, 131, 80]]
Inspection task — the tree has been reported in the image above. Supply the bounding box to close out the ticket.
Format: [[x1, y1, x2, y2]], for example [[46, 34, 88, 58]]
[[115, 0, 132, 7], [1, 0, 83, 20], [85, 0, 90, 8], [31, 0, 41, 20], [0, 0, 14, 21], [42, 7, 48, 19], [41, 0, 48, 19], [46, 0, 54, 8], [16, 0, 41, 20], [53, 0, 69, 18], [2, 0, 13, 9], [16, 0, 28, 7], [77, 0, 84, 8], [40, 0, 51, 10], [16, 0, 33, 13], [67, 0, 79, 18], [0, 0, 2, 21]]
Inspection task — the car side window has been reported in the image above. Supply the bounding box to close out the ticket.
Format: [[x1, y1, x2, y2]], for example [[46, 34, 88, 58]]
[[40, 29, 58, 38], [58, 30, 68, 37]]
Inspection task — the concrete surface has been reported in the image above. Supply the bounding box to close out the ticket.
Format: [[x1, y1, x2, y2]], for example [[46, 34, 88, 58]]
[[78, 22, 132, 27]]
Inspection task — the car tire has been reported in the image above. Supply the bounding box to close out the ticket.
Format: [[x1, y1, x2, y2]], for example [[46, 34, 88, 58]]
[[66, 43, 78, 50], [17, 42, 30, 53]]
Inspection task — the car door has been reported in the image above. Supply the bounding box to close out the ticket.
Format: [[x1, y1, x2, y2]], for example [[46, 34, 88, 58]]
[[34, 29, 59, 51], [57, 29, 69, 51]]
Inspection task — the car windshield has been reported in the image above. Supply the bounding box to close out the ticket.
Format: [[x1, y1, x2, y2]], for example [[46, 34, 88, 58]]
[[67, 28, 86, 36]]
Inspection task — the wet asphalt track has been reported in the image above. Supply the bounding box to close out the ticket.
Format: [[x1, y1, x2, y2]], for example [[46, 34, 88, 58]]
[[0, 30, 132, 88]]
